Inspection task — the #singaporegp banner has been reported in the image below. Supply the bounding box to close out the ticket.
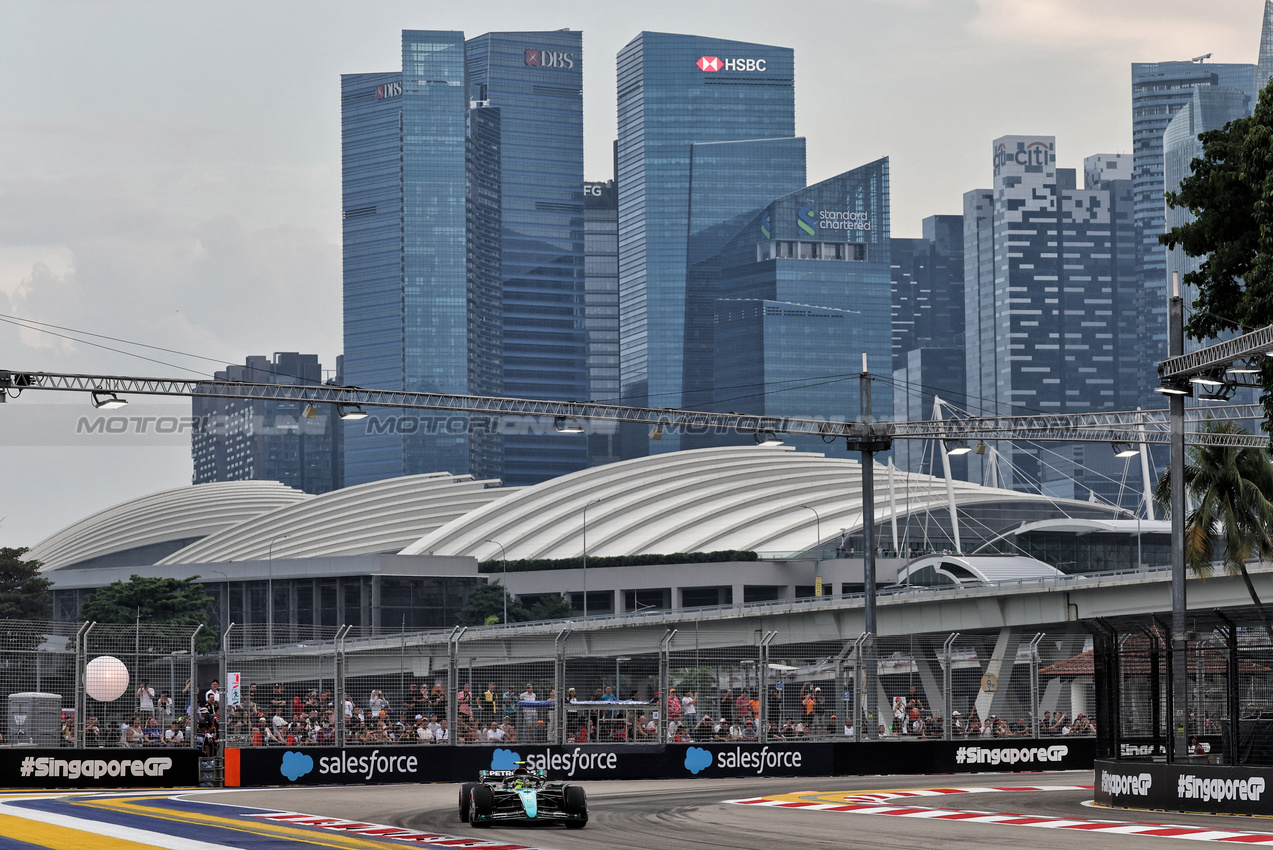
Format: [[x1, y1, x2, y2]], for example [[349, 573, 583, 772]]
[[227, 739, 1096, 787], [1095, 760, 1273, 816], [0, 747, 200, 789]]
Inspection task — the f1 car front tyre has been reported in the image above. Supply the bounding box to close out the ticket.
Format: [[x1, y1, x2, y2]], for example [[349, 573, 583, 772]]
[[458, 783, 479, 822], [469, 783, 494, 827], [563, 784, 588, 828]]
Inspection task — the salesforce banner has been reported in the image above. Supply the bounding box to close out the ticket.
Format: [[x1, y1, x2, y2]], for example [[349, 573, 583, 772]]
[[670, 743, 831, 778], [0, 748, 200, 789], [232, 744, 668, 787], [231, 740, 1091, 788], [1095, 760, 1273, 816]]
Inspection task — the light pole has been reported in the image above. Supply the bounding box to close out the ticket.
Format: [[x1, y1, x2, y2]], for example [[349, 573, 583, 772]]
[[800, 504, 822, 596], [210, 570, 231, 632], [615, 656, 630, 699], [267, 533, 289, 642], [484, 539, 509, 624], [582, 499, 602, 620]]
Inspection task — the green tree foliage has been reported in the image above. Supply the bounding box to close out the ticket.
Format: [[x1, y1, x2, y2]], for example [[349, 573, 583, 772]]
[[527, 594, 575, 622], [1154, 421, 1273, 637], [456, 581, 529, 626], [0, 547, 52, 621], [81, 574, 214, 629], [1161, 79, 1273, 431]]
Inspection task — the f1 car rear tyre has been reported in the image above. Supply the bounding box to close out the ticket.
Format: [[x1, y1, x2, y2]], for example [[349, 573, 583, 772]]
[[470, 783, 494, 827], [458, 783, 478, 822], [563, 784, 588, 828]]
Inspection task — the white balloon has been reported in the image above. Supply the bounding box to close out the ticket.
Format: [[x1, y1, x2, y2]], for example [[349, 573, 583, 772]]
[[86, 655, 130, 702]]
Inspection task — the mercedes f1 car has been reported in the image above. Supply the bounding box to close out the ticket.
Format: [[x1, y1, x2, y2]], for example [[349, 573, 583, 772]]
[[458, 767, 588, 829]]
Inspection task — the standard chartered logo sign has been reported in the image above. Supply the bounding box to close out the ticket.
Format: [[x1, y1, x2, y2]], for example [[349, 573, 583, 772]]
[[798, 205, 871, 236]]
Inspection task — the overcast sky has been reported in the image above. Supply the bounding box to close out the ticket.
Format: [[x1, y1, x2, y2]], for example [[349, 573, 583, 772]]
[[0, 0, 1267, 547]]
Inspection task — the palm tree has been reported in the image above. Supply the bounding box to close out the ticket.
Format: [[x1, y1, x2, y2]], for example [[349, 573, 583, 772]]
[[1153, 420, 1273, 638]]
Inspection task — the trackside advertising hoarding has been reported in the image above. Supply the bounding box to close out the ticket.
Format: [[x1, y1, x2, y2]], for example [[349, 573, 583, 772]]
[[1095, 760, 1273, 816], [229, 739, 1093, 788], [0, 748, 200, 789]]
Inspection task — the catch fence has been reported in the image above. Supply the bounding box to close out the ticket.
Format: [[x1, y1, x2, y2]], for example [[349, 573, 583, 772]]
[[2, 619, 1097, 752]]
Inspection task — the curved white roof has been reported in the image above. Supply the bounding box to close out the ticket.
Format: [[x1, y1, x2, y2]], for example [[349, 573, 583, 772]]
[[897, 554, 1064, 584], [989, 518, 1171, 539], [161, 473, 516, 564], [31, 481, 309, 571], [400, 445, 1086, 560]]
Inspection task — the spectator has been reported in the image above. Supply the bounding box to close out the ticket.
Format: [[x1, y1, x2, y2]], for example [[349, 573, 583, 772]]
[[742, 719, 758, 740], [601, 685, 616, 702], [122, 717, 145, 747], [951, 710, 964, 736], [205, 680, 220, 704], [693, 714, 714, 741], [519, 683, 537, 736], [843, 718, 854, 737], [719, 689, 734, 722], [728, 719, 744, 740], [137, 680, 156, 715], [436, 719, 449, 743], [681, 690, 697, 722], [270, 684, 287, 717], [877, 724, 890, 738], [483, 683, 497, 719], [812, 687, 826, 724], [667, 689, 681, 721], [84, 715, 101, 742], [141, 716, 162, 746], [457, 684, 474, 732], [157, 690, 174, 721], [501, 690, 518, 718], [402, 683, 421, 716], [777, 718, 796, 739], [292, 691, 305, 720], [164, 720, 184, 746], [767, 685, 782, 727], [428, 684, 447, 721], [713, 718, 730, 741], [369, 688, 389, 716], [735, 690, 753, 723]]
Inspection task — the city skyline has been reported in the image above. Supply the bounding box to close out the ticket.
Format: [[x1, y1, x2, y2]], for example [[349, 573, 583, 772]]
[[1, 0, 1268, 545]]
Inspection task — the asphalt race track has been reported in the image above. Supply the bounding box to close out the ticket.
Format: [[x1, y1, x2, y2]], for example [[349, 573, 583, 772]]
[[211, 771, 1273, 849]]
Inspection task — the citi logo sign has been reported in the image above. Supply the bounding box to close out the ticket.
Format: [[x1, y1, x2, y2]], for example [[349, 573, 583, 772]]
[[697, 56, 767, 72], [375, 82, 402, 100], [525, 49, 574, 69]]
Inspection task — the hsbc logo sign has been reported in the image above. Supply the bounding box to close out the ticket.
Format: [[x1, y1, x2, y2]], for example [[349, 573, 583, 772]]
[[525, 48, 574, 70], [697, 56, 767, 72]]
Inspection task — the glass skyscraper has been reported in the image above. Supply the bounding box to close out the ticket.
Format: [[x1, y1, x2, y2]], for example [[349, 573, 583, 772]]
[[963, 137, 1139, 505], [709, 160, 893, 455], [617, 33, 804, 454], [342, 31, 469, 487], [466, 31, 587, 485], [1130, 59, 1256, 404], [341, 30, 586, 487]]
